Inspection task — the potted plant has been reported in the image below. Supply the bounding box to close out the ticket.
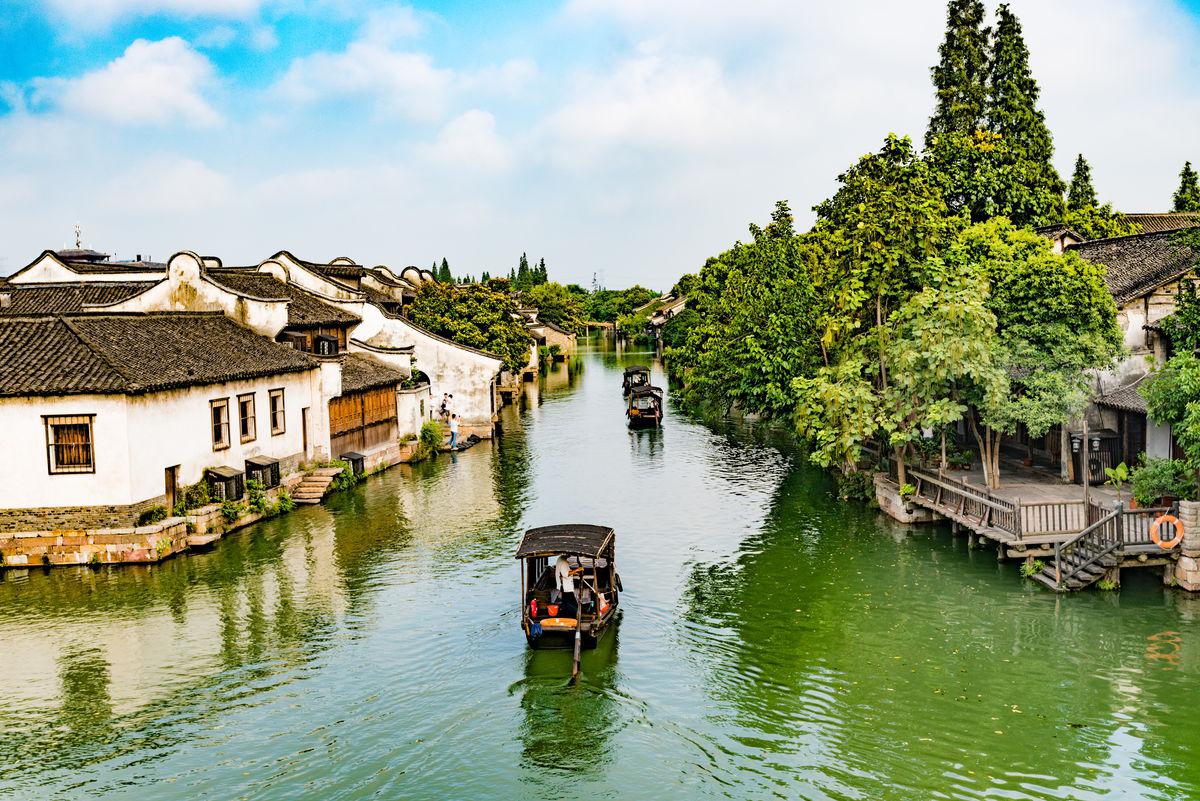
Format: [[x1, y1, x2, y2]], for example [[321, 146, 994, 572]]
[[899, 482, 917, 512], [1130, 458, 1196, 508], [1104, 462, 1129, 505]]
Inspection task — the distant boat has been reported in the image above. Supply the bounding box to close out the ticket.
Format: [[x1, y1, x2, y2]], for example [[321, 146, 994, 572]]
[[516, 524, 622, 676], [626, 385, 663, 428], [622, 365, 650, 395]]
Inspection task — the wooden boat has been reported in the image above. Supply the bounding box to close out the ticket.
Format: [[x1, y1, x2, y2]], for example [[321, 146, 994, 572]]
[[622, 365, 650, 394], [517, 524, 622, 675], [626, 385, 663, 428]]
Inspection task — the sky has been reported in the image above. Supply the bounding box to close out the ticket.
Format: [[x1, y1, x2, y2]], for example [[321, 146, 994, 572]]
[[1, 1, 1200, 288]]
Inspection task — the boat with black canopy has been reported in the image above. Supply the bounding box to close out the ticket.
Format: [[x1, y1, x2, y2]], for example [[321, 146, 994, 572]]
[[517, 524, 622, 676], [622, 365, 650, 394], [626, 385, 663, 428]]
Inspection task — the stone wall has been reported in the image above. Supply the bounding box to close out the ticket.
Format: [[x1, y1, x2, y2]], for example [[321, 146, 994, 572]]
[[0, 494, 168, 532], [0, 517, 190, 568]]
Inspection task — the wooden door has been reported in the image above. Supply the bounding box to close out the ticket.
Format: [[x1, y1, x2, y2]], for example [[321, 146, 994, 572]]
[[165, 466, 178, 512]]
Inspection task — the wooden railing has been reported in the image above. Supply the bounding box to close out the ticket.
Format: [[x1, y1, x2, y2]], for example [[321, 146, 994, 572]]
[[1020, 501, 1086, 537], [908, 468, 1022, 538], [1052, 503, 1122, 589]]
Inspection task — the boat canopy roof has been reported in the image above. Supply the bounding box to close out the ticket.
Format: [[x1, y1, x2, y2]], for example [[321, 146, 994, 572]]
[[623, 365, 650, 374], [516, 524, 615, 559], [630, 385, 663, 397]]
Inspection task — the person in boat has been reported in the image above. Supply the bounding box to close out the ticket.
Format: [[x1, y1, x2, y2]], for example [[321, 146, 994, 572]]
[[554, 554, 582, 616]]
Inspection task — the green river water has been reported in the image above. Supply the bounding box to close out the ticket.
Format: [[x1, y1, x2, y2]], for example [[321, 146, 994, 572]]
[[1, 337, 1198, 800]]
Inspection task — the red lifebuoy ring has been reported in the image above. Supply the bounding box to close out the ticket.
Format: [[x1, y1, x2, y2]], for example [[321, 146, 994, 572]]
[[1150, 514, 1185, 550]]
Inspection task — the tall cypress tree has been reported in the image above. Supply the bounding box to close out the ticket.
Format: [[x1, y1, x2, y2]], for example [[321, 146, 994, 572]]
[[1067, 154, 1097, 212], [1174, 161, 1200, 212], [535, 257, 548, 285], [516, 252, 531, 290], [926, 0, 990, 146], [438, 257, 453, 283]]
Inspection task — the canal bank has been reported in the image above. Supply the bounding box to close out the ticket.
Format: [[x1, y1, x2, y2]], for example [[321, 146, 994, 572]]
[[2, 336, 1199, 800]]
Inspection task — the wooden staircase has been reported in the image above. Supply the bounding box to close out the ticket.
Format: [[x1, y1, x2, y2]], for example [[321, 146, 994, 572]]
[[292, 467, 344, 505], [1032, 503, 1122, 592]]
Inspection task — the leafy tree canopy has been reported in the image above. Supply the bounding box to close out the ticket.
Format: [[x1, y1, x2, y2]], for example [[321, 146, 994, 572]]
[[1063, 154, 1139, 240], [926, 0, 990, 145], [525, 282, 584, 332], [408, 282, 532, 372], [1174, 161, 1200, 212], [585, 286, 659, 322], [667, 201, 822, 418]]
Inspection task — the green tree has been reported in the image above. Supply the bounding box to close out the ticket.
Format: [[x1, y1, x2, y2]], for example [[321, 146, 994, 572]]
[[1143, 352, 1200, 473], [584, 286, 658, 322], [533, 257, 548, 285], [810, 133, 962, 369], [437, 258, 453, 283], [1067, 154, 1097, 211], [526, 282, 584, 332], [407, 282, 532, 372], [1159, 267, 1200, 354], [667, 201, 822, 418], [925, 0, 990, 146], [516, 253, 531, 290], [1174, 161, 1200, 212], [1064, 153, 1140, 240], [481, 270, 491, 282], [951, 219, 1123, 486]]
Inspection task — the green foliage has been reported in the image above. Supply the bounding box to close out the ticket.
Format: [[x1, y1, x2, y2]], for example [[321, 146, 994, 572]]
[[1173, 161, 1200, 212], [661, 307, 698, 350], [420, 420, 443, 452], [1160, 272, 1200, 353], [794, 357, 882, 473], [437, 258, 453, 283], [925, 0, 990, 145], [328, 459, 361, 493], [277, 490, 296, 514], [1104, 462, 1129, 490], [137, 506, 168, 526], [247, 479, 270, 515], [408, 281, 532, 372], [616, 310, 650, 340], [1129, 458, 1196, 505], [667, 201, 822, 418], [835, 469, 875, 503], [526, 282, 584, 332], [182, 480, 210, 510], [515, 252, 532, 290], [1067, 154, 1096, 211], [1097, 578, 1118, 591], [584, 286, 658, 322], [1143, 352, 1200, 476], [1019, 558, 1045, 579], [221, 500, 243, 523], [898, 482, 916, 498]]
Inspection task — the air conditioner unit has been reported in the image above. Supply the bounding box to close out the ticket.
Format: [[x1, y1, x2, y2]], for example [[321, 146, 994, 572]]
[[245, 456, 281, 489], [341, 451, 366, 476], [314, 334, 339, 356], [206, 466, 244, 501]]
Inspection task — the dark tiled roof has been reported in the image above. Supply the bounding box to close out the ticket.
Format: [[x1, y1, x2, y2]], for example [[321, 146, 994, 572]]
[[339, 352, 405, 394], [1120, 213, 1200, 235], [317, 264, 365, 278], [54, 248, 110, 262], [0, 313, 318, 397], [0, 282, 156, 315], [1096, 383, 1147, 414], [1069, 230, 1200, 304], [63, 260, 166, 274], [1034, 223, 1083, 241], [207, 270, 361, 328], [361, 285, 405, 309]]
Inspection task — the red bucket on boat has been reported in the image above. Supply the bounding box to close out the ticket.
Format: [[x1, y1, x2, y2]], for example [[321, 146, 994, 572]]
[[547, 604, 559, 617]]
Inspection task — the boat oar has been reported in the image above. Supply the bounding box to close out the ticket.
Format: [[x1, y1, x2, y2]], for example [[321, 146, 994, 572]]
[[570, 620, 582, 683]]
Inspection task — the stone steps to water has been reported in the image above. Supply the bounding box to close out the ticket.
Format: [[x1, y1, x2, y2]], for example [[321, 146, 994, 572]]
[[292, 468, 342, 505]]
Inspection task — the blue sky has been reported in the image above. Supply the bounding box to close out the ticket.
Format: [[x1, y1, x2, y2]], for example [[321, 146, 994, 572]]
[[2, 1, 1200, 286]]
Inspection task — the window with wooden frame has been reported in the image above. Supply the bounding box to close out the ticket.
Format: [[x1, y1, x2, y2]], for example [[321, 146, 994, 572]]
[[45, 415, 95, 474], [211, 399, 230, 450], [269, 388, 286, 435], [238, 393, 257, 442]]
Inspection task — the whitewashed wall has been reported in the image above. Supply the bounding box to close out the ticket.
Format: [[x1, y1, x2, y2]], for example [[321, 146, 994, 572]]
[[8, 252, 162, 284], [0, 368, 330, 511]]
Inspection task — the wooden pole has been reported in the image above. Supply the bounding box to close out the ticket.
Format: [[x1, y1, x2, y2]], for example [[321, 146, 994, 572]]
[[1082, 417, 1091, 510]]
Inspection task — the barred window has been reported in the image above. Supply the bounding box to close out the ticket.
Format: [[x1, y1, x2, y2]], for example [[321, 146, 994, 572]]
[[238, 393, 257, 442], [45, 415, 95, 474], [269, 388, 286, 435], [211, 399, 230, 451]]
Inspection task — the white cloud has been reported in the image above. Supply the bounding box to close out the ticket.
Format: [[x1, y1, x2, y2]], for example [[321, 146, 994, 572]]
[[41, 0, 263, 28], [109, 157, 232, 213], [32, 37, 221, 127], [274, 43, 452, 121], [249, 25, 279, 51], [195, 25, 237, 49], [420, 109, 513, 173], [361, 6, 427, 45]]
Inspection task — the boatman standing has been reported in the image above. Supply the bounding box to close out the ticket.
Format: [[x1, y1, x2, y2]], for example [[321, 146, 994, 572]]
[[555, 554, 579, 616]]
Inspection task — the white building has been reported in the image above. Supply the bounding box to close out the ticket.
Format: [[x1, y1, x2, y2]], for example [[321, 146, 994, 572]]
[[0, 311, 334, 530]]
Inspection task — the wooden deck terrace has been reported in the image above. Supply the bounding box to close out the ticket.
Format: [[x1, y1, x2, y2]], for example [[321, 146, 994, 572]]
[[883, 463, 1180, 591]]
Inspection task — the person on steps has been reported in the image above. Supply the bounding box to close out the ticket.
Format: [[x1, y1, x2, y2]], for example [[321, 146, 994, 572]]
[[449, 414, 460, 450]]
